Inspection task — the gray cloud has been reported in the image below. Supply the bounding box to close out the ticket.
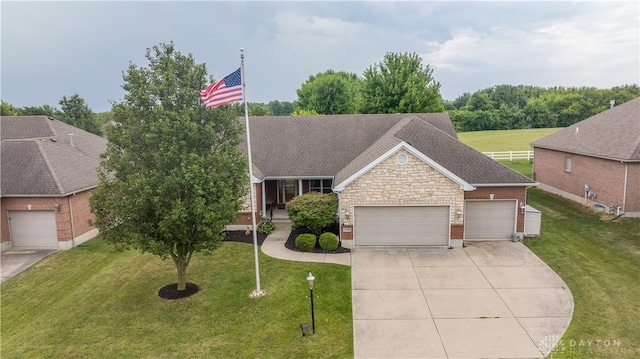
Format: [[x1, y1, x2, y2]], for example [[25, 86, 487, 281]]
[[2, 1, 637, 112]]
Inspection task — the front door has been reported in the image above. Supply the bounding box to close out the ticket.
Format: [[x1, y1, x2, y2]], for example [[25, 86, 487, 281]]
[[278, 180, 298, 205]]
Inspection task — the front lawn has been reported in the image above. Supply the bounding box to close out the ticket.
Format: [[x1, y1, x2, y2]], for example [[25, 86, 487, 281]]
[[0, 239, 353, 358], [525, 188, 640, 358]]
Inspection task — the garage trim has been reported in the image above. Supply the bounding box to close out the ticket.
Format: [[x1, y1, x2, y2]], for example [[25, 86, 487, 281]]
[[353, 204, 451, 247]]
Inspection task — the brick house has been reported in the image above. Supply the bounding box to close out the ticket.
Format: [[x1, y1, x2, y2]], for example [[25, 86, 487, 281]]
[[1, 116, 106, 251], [235, 113, 536, 248], [531, 97, 640, 217]]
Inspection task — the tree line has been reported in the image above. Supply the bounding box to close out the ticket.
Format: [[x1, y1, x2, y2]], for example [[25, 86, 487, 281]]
[[3, 50, 639, 133], [444, 84, 640, 131]]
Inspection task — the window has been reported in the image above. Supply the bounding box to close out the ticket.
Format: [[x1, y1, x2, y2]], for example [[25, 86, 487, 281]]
[[310, 179, 333, 193], [564, 157, 572, 172]]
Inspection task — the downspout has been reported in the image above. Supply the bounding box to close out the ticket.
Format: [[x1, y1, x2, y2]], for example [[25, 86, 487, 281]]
[[68, 195, 76, 248], [336, 191, 342, 243], [622, 162, 628, 214]]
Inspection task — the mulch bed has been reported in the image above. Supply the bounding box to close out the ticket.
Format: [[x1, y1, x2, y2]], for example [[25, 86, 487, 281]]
[[223, 231, 268, 245], [157, 282, 200, 300], [284, 227, 351, 254]]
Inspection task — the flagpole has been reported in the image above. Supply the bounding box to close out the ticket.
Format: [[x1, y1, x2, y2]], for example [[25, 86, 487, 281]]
[[241, 48, 265, 298]]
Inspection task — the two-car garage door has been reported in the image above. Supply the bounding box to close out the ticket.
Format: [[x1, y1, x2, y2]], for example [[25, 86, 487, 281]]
[[354, 206, 449, 246], [8, 211, 58, 248]]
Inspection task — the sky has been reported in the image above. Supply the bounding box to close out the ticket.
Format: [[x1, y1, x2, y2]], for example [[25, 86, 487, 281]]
[[2, 1, 639, 112]]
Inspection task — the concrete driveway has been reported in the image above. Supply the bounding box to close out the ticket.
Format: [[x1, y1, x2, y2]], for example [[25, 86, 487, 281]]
[[1, 248, 58, 283], [351, 241, 573, 359]]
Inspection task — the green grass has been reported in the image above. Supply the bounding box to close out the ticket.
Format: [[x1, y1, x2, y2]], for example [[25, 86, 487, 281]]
[[524, 189, 640, 358], [457, 127, 562, 151], [0, 240, 353, 358]]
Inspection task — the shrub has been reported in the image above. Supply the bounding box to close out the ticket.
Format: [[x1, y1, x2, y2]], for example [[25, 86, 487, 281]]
[[257, 221, 275, 235], [295, 233, 317, 252], [286, 192, 338, 236], [319, 232, 339, 251]]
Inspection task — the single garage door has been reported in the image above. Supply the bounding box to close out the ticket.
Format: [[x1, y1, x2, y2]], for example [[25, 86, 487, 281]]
[[8, 211, 58, 248], [465, 200, 516, 239], [354, 206, 449, 246]]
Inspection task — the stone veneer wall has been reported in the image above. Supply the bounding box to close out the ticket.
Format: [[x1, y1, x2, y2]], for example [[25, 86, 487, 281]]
[[340, 150, 464, 239]]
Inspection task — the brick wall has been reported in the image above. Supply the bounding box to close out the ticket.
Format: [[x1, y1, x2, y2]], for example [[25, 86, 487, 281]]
[[234, 183, 262, 226], [1, 189, 96, 247], [534, 148, 637, 213], [340, 150, 465, 239]]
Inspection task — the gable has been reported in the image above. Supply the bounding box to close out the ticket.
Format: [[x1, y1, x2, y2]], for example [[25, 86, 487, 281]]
[[334, 143, 474, 192], [0, 116, 107, 196]]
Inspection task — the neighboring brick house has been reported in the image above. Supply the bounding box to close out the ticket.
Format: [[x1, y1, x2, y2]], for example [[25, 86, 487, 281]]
[[235, 113, 536, 248], [532, 97, 640, 217], [1, 116, 106, 251]]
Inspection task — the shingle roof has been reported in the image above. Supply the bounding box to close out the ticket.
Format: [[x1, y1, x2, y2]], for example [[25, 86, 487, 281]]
[[1, 116, 107, 196], [246, 113, 533, 186], [531, 97, 640, 161]]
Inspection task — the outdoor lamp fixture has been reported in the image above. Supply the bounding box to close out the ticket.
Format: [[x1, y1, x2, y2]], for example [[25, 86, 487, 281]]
[[345, 210, 351, 219], [455, 208, 462, 219], [54, 204, 61, 212], [307, 272, 316, 334], [520, 202, 526, 214]]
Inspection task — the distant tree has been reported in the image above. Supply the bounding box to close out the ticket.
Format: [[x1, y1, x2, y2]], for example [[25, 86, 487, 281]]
[[267, 100, 294, 116], [291, 109, 320, 116], [296, 70, 361, 114], [248, 103, 271, 116], [450, 92, 471, 110], [360, 52, 444, 114], [20, 105, 58, 117], [1, 100, 20, 116], [89, 42, 248, 292], [523, 97, 553, 128], [59, 94, 101, 135], [464, 92, 494, 111]]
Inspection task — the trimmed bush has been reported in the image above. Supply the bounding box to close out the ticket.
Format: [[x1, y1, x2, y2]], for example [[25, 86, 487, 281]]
[[295, 233, 317, 252], [319, 232, 339, 251], [257, 221, 275, 235], [286, 192, 338, 236]]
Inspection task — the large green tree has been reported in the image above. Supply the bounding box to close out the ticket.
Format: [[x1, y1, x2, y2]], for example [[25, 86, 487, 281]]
[[296, 70, 361, 115], [360, 52, 444, 114], [89, 42, 248, 292], [1, 100, 20, 116]]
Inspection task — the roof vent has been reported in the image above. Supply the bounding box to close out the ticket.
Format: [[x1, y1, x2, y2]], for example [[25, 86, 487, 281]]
[[69, 133, 75, 147], [50, 138, 57, 142], [396, 152, 409, 165], [47, 116, 55, 121]]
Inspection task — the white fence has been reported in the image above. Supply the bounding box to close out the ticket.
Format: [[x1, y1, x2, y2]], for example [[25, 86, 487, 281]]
[[482, 150, 534, 161]]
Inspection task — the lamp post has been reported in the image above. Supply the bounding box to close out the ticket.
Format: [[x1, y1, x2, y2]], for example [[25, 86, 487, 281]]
[[306, 272, 316, 334]]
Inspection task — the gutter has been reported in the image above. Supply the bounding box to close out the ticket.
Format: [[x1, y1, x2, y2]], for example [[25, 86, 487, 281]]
[[532, 145, 640, 163], [471, 182, 539, 188], [1, 185, 98, 198]]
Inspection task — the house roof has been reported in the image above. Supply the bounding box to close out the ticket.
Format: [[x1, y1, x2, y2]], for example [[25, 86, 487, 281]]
[[245, 113, 534, 187], [531, 97, 640, 161], [1, 116, 107, 196]]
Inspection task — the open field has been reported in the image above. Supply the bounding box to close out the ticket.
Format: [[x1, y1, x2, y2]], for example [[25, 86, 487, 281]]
[[524, 189, 640, 358], [457, 127, 562, 152], [0, 240, 353, 358]]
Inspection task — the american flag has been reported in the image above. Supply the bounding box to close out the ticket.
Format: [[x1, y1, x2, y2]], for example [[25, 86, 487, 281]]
[[200, 68, 243, 108]]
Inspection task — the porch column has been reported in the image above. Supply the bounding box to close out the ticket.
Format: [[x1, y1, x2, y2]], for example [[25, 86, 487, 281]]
[[298, 179, 303, 196], [261, 181, 266, 219]]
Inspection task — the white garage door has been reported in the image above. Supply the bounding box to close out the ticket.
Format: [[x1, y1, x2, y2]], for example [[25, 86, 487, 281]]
[[465, 201, 516, 239], [355, 206, 450, 246], [8, 211, 58, 248]]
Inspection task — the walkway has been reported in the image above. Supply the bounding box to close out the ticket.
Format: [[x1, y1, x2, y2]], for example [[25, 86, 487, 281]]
[[260, 226, 350, 266]]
